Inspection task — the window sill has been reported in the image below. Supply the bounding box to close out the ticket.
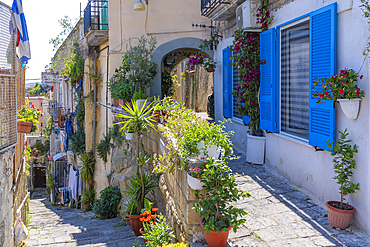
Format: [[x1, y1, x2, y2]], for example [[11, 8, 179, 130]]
[[269, 132, 316, 150], [231, 117, 245, 126]]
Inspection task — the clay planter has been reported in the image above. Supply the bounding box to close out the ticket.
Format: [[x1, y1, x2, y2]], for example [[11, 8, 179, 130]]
[[200, 217, 232, 247], [152, 111, 161, 122], [139, 227, 148, 242], [83, 204, 91, 211], [128, 214, 143, 236], [124, 216, 131, 226], [187, 173, 205, 190], [17, 121, 33, 133], [206, 66, 215, 72], [326, 201, 355, 229], [100, 214, 108, 220]]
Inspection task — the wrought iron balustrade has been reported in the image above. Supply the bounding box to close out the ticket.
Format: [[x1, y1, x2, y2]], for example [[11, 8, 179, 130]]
[[84, 0, 108, 35], [201, 0, 229, 16]]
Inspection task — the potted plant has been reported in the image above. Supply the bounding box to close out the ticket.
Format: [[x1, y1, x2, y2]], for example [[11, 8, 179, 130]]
[[231, 30, 265, 165], [141, 212, 175, 246], [123, 197, 137, 226], [326, 129, 360, 229], [138, 199, 158, 242], [17, 105, 41, 133], [203, 57, 217, 72], [187, 167, 204, 190], [80, 151, 95, 189], [189, 52, 217, 72], [132, 89, 148, 108], [93, 185, 122, 219], [193, 158, 250, 247], [312, 69, 365, 120], [81, 188, 96, 211], [125, 124, 135, 141]]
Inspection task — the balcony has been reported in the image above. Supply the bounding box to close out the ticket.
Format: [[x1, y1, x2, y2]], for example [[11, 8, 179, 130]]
[[84, 0, 109, 47], [201, 0, 247, 21]]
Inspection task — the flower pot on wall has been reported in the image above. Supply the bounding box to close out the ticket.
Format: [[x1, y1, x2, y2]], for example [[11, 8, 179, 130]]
[[139, 228, 148, 242], [124, 216, 131, 226], [206, 66, 215, 72], [125, 132, 134, 140], [201, 217, 232, 247], [337, 98, 361, 120], [18, 121, 33, 133], [187, 173, 205, 190], [326, 201, 355, 229], [197, 141, 220, 161], [246, 134, 265, 165]]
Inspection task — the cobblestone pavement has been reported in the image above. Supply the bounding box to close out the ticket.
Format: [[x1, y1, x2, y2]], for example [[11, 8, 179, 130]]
[[216, 152, 370, 247], [24, 190, 143, 247]]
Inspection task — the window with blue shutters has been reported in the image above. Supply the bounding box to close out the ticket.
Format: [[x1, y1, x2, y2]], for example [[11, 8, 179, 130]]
[[222, 48, 232, 118], [259, 3, 337, 151]]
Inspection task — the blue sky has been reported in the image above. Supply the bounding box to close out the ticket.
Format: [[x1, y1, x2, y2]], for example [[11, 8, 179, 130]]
[[2, 0, 88, 81]]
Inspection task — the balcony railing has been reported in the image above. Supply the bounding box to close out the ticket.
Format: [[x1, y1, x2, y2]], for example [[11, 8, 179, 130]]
[[201, 0, 223, 16], [84, 0, 108, 36]]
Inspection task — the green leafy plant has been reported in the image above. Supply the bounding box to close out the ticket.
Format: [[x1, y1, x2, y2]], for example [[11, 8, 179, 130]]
[[312, 69, 365, 103], [80, 151, 95, 184], [108, 57, 133, 101], [17, 105, 41, 132], [81, 188, 96, 206], [65, 54, 84, 84], [96, 133, 114, 163], [69, 126, 86, 155], [193, 158, 250, 235], [257, 0, 274, 31], [132, 90, 148, 101], [327, 129, 360, 210], [93, 185, 122, 218], [124, 197, 137, 215], [188, 167, 203, 180], [141, 214, 175, 247], [162, 243, 187, 247], [231, 30, 261, 135]]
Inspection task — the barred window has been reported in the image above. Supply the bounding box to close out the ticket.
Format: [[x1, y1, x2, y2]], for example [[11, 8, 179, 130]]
[[0, 2, 17, 151], [232, 63, 243, 119]]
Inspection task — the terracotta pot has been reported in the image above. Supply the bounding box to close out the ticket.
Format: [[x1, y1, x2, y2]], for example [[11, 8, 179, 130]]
[[139, 227, 148, 242], [100, 214, 108, 220], [128, 214, 143, 236], [206, 66, 215, 72], [200, 217, 232, 247], [83, 204, 91, 211], [18, 121, 33, 133], [124, 216, 131, 226], [326, 201, 355, 229]]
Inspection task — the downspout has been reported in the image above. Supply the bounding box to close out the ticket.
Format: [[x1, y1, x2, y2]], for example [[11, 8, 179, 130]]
[[92, 51, 97, 154]]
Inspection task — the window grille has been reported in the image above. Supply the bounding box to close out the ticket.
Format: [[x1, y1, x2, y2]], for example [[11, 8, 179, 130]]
[[232, 62, 243, 120], [0, 2, 17, 151]]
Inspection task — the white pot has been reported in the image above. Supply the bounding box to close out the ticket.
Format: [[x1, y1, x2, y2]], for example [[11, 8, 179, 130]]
[[197, 141, 220, 161], [125, 132, 134, 140], [246, 134, 265, 165], [187, 173, 205, 190], [337, 98, 361, 120]]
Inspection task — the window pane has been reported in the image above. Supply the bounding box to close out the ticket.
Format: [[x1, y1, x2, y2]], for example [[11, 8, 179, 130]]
[[281, 20, 310, 140], [233, 62, 243, 119]]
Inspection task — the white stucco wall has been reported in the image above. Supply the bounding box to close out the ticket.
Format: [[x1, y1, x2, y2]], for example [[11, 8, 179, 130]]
[[214, 0, 370, 235]]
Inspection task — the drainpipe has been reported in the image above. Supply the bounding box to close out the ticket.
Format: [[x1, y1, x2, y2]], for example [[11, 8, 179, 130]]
[[92, 51, 97, 154], [192, 73, 195, 109]]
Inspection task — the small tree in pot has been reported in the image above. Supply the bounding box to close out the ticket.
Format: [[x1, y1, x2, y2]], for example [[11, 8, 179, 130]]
[[326, 129, 360, 229], [193, 158, 250, 247]]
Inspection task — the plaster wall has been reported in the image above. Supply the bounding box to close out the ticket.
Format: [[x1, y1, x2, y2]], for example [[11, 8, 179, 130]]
[[0, 149, 15, 247], [213, 0, 370, 234]]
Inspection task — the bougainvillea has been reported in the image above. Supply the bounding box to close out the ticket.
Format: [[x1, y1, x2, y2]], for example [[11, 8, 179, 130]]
[[257, 0, 274, 31], [231, 31, 261, 135]]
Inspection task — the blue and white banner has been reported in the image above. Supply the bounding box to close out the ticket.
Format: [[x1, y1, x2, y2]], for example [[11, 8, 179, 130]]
[[12, 0, 31, 65]]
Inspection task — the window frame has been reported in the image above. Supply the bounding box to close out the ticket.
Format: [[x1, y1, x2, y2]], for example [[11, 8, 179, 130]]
[[278, 17, 310, 143]]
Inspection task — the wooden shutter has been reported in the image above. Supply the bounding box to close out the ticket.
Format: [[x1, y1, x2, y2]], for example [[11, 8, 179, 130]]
[[222, 48, 232, 118]]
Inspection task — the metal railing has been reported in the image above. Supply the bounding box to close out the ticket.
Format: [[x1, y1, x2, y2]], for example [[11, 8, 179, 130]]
[[84, 0, 109, 35], [0, 2, 17, 152], [201, 0, 223, 16]]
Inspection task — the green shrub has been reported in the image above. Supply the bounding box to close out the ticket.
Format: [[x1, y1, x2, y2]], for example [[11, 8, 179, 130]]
[[93, 185, 122, 218]]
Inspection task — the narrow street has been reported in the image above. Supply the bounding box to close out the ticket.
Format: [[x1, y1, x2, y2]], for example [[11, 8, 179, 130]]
[[24, 152, 370, 247], [25, 190, 142, 247]]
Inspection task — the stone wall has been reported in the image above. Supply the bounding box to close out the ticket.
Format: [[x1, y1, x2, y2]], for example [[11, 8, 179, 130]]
[[0, 149, 15, 247]]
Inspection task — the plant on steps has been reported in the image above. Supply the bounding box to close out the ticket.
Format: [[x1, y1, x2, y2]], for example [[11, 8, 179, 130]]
[[81, 188, 96, 209], [80, 151, 95, 188], [93, 185, 122, 219], [141, 214, 175, 246]]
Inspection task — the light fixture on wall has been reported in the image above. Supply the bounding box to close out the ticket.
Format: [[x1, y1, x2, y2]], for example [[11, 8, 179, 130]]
[[134, 0, 147, 11]]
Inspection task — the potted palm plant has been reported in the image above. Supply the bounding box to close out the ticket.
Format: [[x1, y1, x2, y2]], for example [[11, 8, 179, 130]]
[[326, 129, 360, 229], [81, 188, 96, 211], [193, 158, 250, 247], [80, 151, 95, 189]]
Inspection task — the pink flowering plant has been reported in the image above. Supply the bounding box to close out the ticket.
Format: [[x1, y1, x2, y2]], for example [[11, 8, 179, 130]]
[[189, 53, 216, 70], [312, 69, 365, 103], [188, 167, 203, 180], [231, 31, 261, 135], [256, 0, 274, 31]]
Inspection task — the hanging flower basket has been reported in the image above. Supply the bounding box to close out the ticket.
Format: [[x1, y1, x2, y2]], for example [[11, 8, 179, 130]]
[[125, 132, 134, 140], [17, 121, 33, 133], [206, 66, 215, 72], [337, 98, 361, 120], [187, 172, 205, 190]]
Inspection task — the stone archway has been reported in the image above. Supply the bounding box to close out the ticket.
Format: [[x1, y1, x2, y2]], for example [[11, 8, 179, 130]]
[[151, 37, 213, 97]]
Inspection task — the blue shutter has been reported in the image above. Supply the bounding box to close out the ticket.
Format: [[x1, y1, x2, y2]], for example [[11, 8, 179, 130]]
[[260, 29, 276, 132], [223, 48, 232, 118], [308, 3, 337, 151]]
